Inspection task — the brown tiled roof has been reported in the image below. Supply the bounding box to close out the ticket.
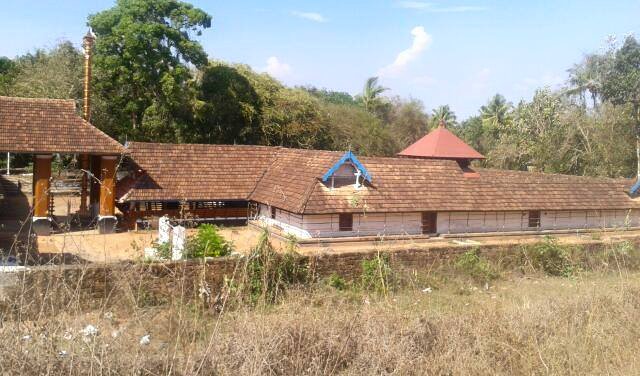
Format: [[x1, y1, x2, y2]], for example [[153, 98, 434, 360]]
[[0, 96, 124, 155], [121, 142, 640, 213], [122, 142, 278, 201]]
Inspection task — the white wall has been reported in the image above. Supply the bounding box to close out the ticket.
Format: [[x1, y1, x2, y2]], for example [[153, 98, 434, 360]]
[[302, 212, 422, 238], [255, 204, 640, 238]]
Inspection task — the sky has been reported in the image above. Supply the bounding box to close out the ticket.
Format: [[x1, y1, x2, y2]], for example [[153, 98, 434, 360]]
[[1, 0, 639, 119]]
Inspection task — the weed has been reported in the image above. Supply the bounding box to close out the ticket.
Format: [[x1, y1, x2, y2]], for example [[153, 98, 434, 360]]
[[455, 248, 498, 282], [521, 236, 574, 277], [361, 252, 396, 295], [237, 228, 309, 305], [327, 273, 347, 290]]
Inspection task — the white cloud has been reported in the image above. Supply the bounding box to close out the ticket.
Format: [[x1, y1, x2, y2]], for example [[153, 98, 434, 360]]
[[378, 26, 432, 77], [291, 11, 327, 23], [397, 1, 486, 13], [263, 56, 291, 79]]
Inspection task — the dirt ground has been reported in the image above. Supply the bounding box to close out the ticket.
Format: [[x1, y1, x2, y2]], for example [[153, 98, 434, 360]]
[[34, 223, 640, 264], [36, 225, 282, 263]]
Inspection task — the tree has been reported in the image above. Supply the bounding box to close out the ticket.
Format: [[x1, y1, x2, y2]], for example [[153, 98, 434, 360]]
[[0, 57, 16, 95], [388, 98, 429, 147], [88, 0, 212, 140], [431, 105, 457, 127], [359, 76, 388, 112], [480, 94, 511, 130], [601, 36, 640, 178], [301, 86, 356, 106], [7, 42, 83, 100]]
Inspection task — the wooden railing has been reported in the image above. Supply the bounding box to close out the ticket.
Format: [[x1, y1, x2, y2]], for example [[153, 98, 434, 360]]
[[124, 207, 249, 230]]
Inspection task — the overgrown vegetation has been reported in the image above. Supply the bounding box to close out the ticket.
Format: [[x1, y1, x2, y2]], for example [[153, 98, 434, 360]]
[[360, 252, 396, 295], [184, 224, 233, 258], [232, 228, 309, 305], [3, 237, 640, 374], [455, 248, 499, 282]]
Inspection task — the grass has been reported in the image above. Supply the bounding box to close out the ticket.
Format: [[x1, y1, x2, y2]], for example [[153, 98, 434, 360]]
[[1, 238, 640, 374]]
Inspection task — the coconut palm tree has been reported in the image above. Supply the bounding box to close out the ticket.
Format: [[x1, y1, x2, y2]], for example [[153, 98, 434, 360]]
[[360, 76, 388, 112], [480, 94, 512, 131], [431, 105, 456, 127]]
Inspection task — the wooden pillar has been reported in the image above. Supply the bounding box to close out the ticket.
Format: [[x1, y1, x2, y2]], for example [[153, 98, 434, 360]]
[[99, 156, 117, 217], [33, 155, 52, 217], [32, 155, 52, 235], [98, 156, 118, 233], [79, 154, 89, 216]]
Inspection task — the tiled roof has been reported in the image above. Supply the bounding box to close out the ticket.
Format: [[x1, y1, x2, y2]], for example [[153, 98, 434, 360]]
[[121, 142, 640, 214], [122, 142, 278, 201], [398, 122, 485, 160], [0, 96, 124, 155]]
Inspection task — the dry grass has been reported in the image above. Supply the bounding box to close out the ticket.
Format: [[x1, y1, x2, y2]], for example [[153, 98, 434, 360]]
[[2, 240, 640, 375]]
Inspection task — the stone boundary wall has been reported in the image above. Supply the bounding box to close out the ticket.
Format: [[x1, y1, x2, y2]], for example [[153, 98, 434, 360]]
[[6, 237, 640, 318]]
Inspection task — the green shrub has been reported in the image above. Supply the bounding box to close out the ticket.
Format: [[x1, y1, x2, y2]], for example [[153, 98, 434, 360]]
[[185, 224, 233, 258], [239, 228, 309, 305], [455, 248, 498, 282], [327, 273, 347, 290], [361, 252, 395, 295], [521, 237, 573, 277], [153, 241, 172, 260]]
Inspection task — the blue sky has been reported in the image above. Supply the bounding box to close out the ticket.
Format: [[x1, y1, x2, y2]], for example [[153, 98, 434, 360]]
[[1, 0, 639, 118]]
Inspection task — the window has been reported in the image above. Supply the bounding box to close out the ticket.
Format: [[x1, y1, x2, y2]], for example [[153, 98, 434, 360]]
[[271, 206, 277, 219], [339, 213, 353, 231], [528, 210, 541, 228]]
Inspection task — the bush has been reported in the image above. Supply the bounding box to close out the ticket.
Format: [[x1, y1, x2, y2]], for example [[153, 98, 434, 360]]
[[521, 237, 573, 277], [327, 273, 347, 290], [455, 248, 498, 282], [361, 252, 396, 295], [236, 228, 309, 305], [153, 241, 172, 260], [185, 224, 233, 258]]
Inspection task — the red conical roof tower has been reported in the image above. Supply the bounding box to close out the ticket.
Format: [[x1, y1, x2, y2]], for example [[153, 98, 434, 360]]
[[398, 119, 485, 160]]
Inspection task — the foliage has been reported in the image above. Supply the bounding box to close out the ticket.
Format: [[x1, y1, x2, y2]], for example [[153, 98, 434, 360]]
[[185, 224, 233, 258], [327, 273, 347, 290], [152, 241, 172, 260], [357, 76, 388, 113], [520, 237, 574, 277], [237, 228, 309, 305], [2, 42, 83, 100], [455, 249, 498, 282], [360, 252, 396, 295], [88, 0, 212, 140]]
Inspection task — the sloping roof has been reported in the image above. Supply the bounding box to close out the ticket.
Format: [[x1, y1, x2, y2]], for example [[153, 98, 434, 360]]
[[398, 122, 485, 160], [121, 142, 639, 215], [301, 158, 637, 213], [0, 96, 124, 155], [122, 142, 278, 201]]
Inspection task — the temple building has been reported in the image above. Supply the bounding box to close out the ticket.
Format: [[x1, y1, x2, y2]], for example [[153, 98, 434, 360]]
[[116, 128, 640, 238]]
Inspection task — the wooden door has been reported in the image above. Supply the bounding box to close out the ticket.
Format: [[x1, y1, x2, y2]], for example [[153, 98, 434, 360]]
[[339, 213, 353, 231], [421, 212, 437, 234]]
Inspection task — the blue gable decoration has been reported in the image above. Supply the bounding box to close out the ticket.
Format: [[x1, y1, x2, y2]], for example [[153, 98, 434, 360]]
[[631, 179, 640, 196], [322, 151, 372, 183]]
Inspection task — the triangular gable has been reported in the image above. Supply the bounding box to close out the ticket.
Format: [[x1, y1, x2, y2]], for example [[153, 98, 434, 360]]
[[321, 151, 372, 183]]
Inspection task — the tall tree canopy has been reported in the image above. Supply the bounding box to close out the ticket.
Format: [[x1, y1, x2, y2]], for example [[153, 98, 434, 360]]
[[88, 0, 212, 141], [601, 36, 640, 177]]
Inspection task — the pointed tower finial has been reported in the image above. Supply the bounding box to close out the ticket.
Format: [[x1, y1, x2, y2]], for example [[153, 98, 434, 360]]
[[82, 29, 95, 122]]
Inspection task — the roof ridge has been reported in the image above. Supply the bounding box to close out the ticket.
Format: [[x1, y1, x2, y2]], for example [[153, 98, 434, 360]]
[[0, 95, 76, 105]]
